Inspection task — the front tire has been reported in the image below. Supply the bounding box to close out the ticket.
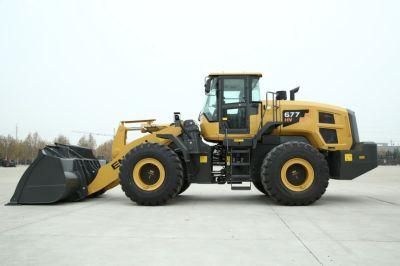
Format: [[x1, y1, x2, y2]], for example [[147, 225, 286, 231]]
[[178, 179, 190, 194], [261, 142, 329, 206], [119, 143, 183, 206], [176, 155, 190, 195]]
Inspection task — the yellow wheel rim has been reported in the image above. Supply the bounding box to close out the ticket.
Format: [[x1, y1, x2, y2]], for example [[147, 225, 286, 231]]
[[133, 158, 165, 191], [280, 158, 314, 192]]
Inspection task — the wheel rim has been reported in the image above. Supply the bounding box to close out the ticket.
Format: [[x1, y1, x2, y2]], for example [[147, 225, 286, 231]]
[[280, 158, 314, 192], [133, 158, 165, 191]]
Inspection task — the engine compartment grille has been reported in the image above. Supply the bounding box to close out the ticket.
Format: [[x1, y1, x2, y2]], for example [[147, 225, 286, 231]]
[[319, 112, 335, 124], [320, 128, 338, 144]]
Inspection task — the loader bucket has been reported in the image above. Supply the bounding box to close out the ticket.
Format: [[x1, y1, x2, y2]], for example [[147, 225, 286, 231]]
[[8, 144, 104, 205]]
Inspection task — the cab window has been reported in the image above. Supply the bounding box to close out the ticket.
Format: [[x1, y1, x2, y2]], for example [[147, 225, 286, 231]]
[[202, 78, 218, 121], [223, 79, 246, 104], [251, 78, 261, 102]]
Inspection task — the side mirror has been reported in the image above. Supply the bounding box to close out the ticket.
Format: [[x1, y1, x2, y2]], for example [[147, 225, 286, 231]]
[[276, 90, 287, 100], [204, 78, 211, 94], [290, 87, 300, 101]]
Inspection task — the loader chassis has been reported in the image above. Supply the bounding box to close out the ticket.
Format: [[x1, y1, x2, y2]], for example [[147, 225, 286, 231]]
[[8, 73, 378, 206]]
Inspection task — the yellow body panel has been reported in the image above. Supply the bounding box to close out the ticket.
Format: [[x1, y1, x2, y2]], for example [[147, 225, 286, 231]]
[[277, 100, 352, 150], [200, 104, 265, 141], [200, 100, 353, 150], [88, 124, 182, 195]]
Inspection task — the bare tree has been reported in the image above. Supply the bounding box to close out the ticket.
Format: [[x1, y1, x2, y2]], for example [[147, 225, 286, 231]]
[[54, 135, 70, 145], [0, 135, 7, 159], [95, 139, 113, 161], [22, 132, 47, 161], [77, 134, 97, 149], [0, 132, 47, 163]]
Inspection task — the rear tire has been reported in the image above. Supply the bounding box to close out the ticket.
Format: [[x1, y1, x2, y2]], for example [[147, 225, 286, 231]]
[[252, 181, 268, 195], [261, 142, 329, 206], [251, 155, 269, 196], [119, 143, 183, 206]]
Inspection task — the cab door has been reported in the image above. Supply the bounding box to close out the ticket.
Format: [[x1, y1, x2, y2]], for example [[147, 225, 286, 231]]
[[219, 77, 251, 134]]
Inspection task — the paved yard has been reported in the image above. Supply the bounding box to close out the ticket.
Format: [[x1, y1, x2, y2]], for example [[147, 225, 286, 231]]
[[0, 166, 399, 265]]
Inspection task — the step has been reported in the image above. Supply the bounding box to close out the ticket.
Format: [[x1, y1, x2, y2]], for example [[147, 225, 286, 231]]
[[231, 186, 251, 191], [230, 175, 251, 182], [231, 184, 251, 191]]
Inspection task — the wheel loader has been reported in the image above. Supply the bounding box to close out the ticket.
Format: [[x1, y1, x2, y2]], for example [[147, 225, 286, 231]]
[[8, 73, 378, 206]]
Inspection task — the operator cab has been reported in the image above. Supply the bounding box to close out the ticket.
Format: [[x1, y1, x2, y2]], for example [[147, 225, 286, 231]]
[[201, 73, 263, 141]]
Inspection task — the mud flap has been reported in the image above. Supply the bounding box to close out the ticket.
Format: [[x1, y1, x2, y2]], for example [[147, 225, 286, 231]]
[[8, 144, 103, 205]]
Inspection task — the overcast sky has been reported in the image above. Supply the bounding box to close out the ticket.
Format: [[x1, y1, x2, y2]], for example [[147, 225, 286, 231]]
[[0, 0, 399, 145]]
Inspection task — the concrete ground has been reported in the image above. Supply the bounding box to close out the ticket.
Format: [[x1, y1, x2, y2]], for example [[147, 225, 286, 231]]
[[0, 166, 399, 266]]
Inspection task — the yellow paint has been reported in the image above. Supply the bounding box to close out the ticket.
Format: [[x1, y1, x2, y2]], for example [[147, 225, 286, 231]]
[[133, 158, 165, 191], [345, 153, 353, 162], [112, 123, 127, 159], [200, 98, 353, 151], [234, 139, 244, 143], [200, 155, 208, 163], [88, 125, 182, 195], [280, 158, 315, 192], [226, 156, 231, 166], [277, 101, 353, 151]]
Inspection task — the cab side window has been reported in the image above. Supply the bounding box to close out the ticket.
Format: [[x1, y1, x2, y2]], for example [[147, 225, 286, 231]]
[[251, 78, 261, 102], [223, 79, 246, 104]]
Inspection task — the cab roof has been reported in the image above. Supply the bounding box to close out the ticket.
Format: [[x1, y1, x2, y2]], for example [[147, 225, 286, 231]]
[[208, 72, 262, 77]]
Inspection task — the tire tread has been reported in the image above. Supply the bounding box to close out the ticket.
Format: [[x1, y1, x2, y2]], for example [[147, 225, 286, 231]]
[[119, 143, 183, 206], [261, 142, 329, 206]]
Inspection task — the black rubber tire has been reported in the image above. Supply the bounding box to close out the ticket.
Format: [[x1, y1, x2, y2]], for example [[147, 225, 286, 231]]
[[178, 179, 191, 194], [88, 189, 106, 198], [251, 155, 269, 196], [261, 142, 329, 206], [119, 143, 183, 206], [175, 153, 190, 195], [252, 181, 268, 195]]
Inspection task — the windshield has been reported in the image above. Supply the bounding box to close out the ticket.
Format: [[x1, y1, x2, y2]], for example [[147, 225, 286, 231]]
[[202, 78, 218, 121]]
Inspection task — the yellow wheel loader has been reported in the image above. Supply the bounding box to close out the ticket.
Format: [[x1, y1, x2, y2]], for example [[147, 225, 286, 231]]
[[8, 73, 378, 206]]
